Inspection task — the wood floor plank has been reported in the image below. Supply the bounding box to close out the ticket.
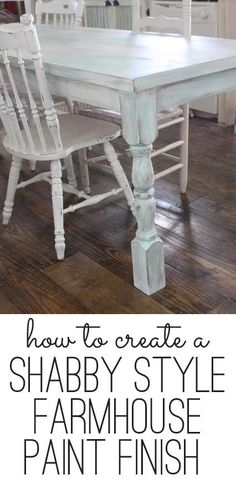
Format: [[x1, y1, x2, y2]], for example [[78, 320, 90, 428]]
[[44, 252, 171, 314], [0, 291, 19, 314], [155, 199, 236, 262], [211, 299, 236, 314], [0, 270, 91, 314]]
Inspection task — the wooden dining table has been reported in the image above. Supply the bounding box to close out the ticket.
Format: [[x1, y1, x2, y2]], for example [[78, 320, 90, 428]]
[[17, 25, 236, 295]]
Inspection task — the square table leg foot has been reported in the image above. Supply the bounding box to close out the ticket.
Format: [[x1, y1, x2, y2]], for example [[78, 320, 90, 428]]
[[131, 236, 166, 295]]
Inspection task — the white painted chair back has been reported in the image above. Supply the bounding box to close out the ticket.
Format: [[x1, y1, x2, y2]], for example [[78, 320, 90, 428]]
[[36, 0, 85, 26], [132, 0, 191, 38], [0, 15, 63, 156]]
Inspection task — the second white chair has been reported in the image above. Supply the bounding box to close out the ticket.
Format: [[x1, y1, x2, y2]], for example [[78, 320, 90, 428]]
[[80, 0, 192, 195], [132, 0, 192, 194]]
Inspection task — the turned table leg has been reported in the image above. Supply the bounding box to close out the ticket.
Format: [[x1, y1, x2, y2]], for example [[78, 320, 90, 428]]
[[130, 144, 165, 295], [120, 90, 166, 294]]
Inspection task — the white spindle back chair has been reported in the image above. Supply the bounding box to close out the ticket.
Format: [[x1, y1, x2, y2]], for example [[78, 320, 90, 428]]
[[0, 15, 134, 260], [36, 0, 85, 27], [132, 0, 192, 194], [79, 0, 192, 196]]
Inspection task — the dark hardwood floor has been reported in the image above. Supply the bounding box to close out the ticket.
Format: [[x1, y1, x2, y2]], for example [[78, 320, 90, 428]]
[[0, 116, 235, 314]]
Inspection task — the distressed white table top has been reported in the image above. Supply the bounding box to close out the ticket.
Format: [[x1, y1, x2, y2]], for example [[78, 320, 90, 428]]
[[36, 25, 236, 92]]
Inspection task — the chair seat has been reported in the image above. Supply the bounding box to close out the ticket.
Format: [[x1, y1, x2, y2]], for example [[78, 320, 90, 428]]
[[77, 105, 183, 126], [3, 113, 121, 161]]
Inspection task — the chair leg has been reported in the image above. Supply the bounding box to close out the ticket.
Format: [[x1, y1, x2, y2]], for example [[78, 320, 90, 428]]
[[29, 160, 36, 171], [2, 155, 22, 225], [50, 159, 65, 260], [64, 154, 77, 188], [179, 103, 189, 194], [104, 141, 135, 214], [78, 148, 90, 194], [65, 98, 74, 115]]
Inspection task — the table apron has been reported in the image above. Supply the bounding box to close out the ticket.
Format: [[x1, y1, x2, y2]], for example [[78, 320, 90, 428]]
[[9, 66, 122, 113], [9, 64, 236, 145], [47, 67, 236, 116], [156, 67, 236, 111]]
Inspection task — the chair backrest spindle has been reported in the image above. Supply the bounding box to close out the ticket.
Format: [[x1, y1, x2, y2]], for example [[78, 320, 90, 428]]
[[0, 67, 26, 151], [0, 15, 63, 155], [36, 0, 85, 27], [17, 49, 47, 151]]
